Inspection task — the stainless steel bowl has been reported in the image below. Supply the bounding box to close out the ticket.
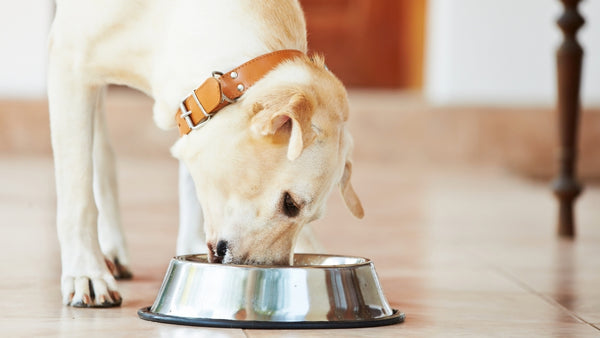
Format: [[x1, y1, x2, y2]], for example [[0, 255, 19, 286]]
[[138, 254, 404, 329]]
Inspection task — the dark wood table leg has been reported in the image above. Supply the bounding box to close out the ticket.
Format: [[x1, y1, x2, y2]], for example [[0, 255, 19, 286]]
[[552, 0, 584, 238]]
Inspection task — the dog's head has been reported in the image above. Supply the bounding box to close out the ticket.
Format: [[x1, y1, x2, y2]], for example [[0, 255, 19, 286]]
[[172, 55, 363, 265]]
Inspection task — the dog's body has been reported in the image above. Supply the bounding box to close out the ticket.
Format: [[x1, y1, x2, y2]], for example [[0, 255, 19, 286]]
[[49, 0, 363, 307]]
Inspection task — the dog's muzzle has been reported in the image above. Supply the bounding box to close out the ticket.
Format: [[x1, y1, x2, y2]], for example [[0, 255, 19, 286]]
[[207, 240, 229, 264]]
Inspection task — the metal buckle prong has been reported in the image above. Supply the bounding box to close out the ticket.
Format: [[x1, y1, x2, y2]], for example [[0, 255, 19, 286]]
[[180, 95, 210, 131], [179, 101, 191, 119]]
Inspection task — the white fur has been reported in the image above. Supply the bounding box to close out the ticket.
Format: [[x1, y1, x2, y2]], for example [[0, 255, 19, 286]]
[[176, 161, 206, 255], [49, 0, 361, 307]]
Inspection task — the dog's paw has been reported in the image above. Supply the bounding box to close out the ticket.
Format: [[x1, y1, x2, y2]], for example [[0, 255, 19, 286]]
[[62, 275, 122, 308], [98, 223, 132, 280], [104, 256, 132, 280]]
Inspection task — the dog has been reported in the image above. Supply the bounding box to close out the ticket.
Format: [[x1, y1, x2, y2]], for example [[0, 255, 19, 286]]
[[48, 0, 363, 308]]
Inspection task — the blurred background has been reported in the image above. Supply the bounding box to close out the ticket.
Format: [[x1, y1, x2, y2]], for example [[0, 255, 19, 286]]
[[2, 0, 600, 179], [2, 1, 600, 335]]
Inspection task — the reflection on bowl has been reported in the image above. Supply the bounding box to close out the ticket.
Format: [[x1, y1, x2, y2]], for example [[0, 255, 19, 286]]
[[138, 254, 404, 329]]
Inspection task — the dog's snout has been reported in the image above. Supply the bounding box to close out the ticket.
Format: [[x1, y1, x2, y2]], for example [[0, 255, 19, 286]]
[[207, 240, 229, 264], [216, 240, 229, 257]]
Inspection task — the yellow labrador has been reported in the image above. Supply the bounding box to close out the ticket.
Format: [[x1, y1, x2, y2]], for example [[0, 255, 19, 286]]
[[48, 0, 363, 308]]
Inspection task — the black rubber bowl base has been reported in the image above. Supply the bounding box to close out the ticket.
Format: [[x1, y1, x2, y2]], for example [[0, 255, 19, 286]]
[[138, 307, 405, 329]]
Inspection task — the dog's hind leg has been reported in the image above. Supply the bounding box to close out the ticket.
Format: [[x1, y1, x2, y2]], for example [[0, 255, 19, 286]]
[[176, 161, 207, 255], [93, 88, 132, 279], [49, 51, 122, 307]]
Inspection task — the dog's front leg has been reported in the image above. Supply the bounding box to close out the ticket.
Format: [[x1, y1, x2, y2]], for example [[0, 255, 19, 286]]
[[176, 161, 207, 255], [49, 55, 121, 307], [93, 88, 132, 279]]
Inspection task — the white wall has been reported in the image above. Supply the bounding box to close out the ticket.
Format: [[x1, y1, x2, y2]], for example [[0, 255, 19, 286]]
[[0, 1, 53, 98], [425, 0, 600, 107], [2, 0, 599, 104]]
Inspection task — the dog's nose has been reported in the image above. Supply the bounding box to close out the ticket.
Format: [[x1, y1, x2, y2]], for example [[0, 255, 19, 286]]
[[216, 240, 229, 257]]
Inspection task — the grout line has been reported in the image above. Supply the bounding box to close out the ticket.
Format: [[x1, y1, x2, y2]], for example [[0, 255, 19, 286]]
[[463, 246, 600, 332], [493, 266, 599, 331], [242, 329, 251, 337]]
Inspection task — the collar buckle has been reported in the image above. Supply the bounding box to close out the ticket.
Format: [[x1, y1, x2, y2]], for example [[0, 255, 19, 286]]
[[179, 90, 211, 131], [176, 49, 305, 136]]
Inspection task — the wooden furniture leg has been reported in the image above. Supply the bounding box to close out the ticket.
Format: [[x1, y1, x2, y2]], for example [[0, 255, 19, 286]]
[[552, 0, 584, 238]]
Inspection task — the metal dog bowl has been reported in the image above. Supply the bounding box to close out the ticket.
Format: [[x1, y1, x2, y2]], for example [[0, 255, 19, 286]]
[[138, 254, 404, 329]]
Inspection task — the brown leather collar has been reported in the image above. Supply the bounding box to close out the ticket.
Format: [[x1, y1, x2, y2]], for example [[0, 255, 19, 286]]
[[175, 49, 305, 136]]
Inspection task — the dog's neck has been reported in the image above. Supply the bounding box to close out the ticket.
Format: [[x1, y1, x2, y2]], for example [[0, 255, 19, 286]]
[[175, 50, 305, 136]]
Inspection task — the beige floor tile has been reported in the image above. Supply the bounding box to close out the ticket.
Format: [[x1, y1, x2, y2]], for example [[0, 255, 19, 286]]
[[2, 90, 600, 336]]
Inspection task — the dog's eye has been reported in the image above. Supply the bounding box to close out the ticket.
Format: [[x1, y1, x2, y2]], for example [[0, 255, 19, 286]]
[[282, 192, 300, 217]]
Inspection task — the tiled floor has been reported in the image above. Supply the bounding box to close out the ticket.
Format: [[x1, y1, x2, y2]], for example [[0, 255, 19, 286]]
[[1, 91, 599, 337]]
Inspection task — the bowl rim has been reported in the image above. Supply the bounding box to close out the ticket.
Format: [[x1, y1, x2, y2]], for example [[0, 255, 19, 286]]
[[175, 253, 373, 269]]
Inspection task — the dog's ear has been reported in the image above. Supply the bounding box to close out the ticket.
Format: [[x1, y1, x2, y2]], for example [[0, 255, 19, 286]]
[[340, 161, 364, 219], [250, 93, 316, 161]]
